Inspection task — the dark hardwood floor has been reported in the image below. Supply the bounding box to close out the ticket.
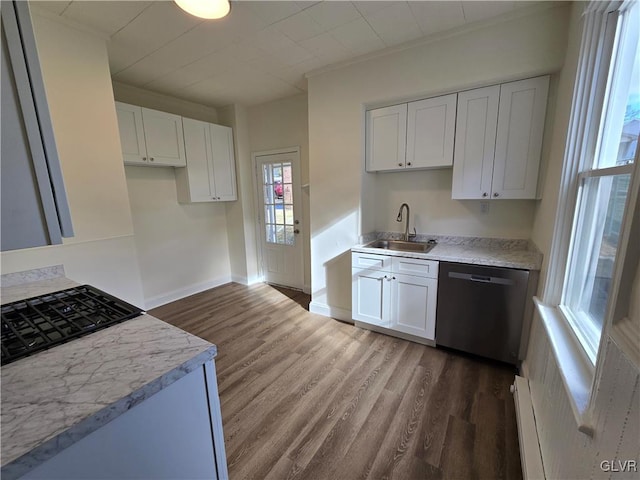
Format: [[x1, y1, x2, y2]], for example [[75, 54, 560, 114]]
[[150, 282, 522, 480]]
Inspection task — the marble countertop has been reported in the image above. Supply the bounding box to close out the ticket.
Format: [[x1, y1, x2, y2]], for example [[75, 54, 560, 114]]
[[352, 234, 542, 270], [1, 276, 217, 479]]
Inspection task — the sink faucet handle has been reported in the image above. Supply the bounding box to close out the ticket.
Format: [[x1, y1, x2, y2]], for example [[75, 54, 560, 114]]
[[408, 227, 417, 240]]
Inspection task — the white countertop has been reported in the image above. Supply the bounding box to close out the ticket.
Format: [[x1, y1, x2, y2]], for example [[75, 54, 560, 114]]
[[1, 277, 217, 479], [352, 237, 542, 270]]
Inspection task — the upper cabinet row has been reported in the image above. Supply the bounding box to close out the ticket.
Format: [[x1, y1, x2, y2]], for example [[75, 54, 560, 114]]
[[115, 102, 237, 202], [365, 76, 550, 200], [116, 102, 186, 167], [366, 93, 457, 171]]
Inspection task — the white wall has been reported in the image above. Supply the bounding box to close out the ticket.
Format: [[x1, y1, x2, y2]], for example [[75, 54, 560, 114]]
[[307, 4, 571, 315], [112, 82, 219, 123], [112, 84, 233, 308], [0, 12, 144, 307], [216, 104, 260, 286], [124, 167, 231, 308], [248, 93, 311, 291], [373, 170, 536, 238]]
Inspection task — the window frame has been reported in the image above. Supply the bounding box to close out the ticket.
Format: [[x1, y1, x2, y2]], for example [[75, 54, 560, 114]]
[[539, 0, 640, 428]]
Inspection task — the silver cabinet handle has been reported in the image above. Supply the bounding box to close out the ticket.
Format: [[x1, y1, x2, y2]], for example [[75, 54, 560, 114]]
[[493, 192, 499, 197], [407, 162, 412, 166], [398, 163, 403, 166], [482, 192, 488, 197], [142, 157, 147, 161], [294, 229, 300, 234], [150, 157, 155, 162]]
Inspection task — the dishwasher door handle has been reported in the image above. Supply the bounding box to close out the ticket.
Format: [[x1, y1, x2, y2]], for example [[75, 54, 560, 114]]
[[448, 272, 515, 286]]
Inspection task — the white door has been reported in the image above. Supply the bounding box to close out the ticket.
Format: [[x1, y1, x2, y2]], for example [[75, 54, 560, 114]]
[[255, 149, 304, 289]]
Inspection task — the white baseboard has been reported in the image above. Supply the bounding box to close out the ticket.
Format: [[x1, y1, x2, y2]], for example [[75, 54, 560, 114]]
[[145, 276, 232, 310], [512, 375, 545, 480], [309, 301, 352, 322], [231, 275, 248, 285], [231, 274, 264, 286]]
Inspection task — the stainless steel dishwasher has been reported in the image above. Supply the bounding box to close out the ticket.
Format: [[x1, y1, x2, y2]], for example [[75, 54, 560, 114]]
[[436, 262, 530, 365]]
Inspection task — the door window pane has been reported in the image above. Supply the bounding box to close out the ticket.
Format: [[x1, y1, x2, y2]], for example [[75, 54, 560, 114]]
[[265, 224, 275, 243], [285, 226, 295, 245], [262, 160, 296, 246]]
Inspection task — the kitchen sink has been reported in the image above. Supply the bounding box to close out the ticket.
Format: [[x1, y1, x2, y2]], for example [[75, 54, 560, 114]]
[[365, 239, 436, 253]]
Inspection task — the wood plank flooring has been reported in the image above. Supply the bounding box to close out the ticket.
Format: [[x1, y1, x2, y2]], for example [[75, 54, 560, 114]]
[[150, 282, 522, 480]]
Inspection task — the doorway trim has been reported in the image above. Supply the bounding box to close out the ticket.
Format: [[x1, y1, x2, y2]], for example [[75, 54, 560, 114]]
[[251, 146, 306, 291]]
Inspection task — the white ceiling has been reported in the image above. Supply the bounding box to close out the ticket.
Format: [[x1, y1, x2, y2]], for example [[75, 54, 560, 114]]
[[32, 0, 541, 108]]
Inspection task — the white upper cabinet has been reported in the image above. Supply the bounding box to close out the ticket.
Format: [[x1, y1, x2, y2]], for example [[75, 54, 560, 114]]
[[452, 85, 500, 199], [176, 118, 237, 203], [406, 93, 457, 169], [115, 102, 186, 167], [452, 76, 549, 199], [366, 93, 457, 172], [209, 123, 237, 201], [366, 104, 407, 172], [493, 76, 549, 199]]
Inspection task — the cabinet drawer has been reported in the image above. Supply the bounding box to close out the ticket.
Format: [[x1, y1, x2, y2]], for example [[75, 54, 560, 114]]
[[392, 257, 438, 278], [352, 252, 391, 271]]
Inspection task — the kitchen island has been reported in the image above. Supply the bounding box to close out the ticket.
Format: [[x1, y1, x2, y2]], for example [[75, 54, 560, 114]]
[[1, 269, 227, 480]]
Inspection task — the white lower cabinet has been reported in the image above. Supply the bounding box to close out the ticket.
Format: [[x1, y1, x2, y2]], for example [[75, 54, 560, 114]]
[[391, 273, 437, 340], [352, 252, 438, 342], [352, 267, 391, 328]]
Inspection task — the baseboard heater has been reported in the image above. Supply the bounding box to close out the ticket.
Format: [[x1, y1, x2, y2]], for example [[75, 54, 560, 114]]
[[511, 375, 545, 480]]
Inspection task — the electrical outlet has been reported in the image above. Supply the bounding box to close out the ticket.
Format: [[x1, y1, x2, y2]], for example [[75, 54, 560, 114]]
[[480, 201, 490, 214]]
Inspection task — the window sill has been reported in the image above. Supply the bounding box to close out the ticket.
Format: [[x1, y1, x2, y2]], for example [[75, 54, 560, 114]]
[[533, 297, 596, 435]]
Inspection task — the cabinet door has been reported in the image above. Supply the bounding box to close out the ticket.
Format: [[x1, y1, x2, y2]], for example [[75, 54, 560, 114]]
[[406, 94, 457, 169], [210, 123, 237, 201], [452, 85, 499, 199], [492, 76, 549, 199], [178, 118, 215, 203], [141, 108, 186, 167], [352, 268, 390, 327], [390, 274, 437, 340], [365, 104, 407, 172], [116, 102, 147, 166], [1, 2, 73, 251]]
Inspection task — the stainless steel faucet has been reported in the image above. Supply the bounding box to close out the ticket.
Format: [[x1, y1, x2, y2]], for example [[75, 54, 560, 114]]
[[396, 203, 416, 241]]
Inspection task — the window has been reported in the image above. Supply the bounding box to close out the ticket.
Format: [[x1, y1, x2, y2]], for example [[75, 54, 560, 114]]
[[559, 3, 639, 363]]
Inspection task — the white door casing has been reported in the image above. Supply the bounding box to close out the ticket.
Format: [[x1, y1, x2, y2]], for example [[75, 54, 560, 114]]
[[253, 148, 304, 290]]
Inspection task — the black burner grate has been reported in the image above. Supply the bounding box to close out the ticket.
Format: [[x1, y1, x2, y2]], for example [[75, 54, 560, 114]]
[[1, 285, 144, 366]]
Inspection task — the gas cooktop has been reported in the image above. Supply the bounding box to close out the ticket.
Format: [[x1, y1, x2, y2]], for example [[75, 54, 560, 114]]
[[1, 285, 144, 366]]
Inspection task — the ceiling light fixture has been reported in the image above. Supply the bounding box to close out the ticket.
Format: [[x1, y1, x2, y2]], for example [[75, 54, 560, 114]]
[[174, 0, 230, 19]]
